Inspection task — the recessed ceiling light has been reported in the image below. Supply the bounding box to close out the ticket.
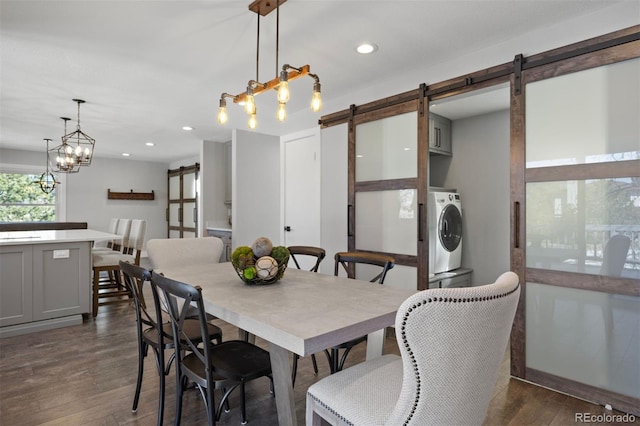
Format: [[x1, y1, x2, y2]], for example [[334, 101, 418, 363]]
[[182, 126, 193, 131], [145, 142, 155, 147], [356, 154, 364, 158], [356, 43, 378, 54], [404, 147, 411, 151], [122, 153, 130, 157]]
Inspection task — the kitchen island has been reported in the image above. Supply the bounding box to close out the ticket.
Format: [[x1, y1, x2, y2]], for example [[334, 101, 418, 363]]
[[0, 229, 118, 337]]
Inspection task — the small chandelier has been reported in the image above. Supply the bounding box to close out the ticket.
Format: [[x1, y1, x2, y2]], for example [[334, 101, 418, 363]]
[[36, 138, 60, 194], [51, 99, 95, 173], [217, 0, 322, 129], [50, 117, 80, 174]]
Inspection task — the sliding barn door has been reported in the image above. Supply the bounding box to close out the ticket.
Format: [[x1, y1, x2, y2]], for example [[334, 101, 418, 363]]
[[511, 34, 639, 415], [349, 99, 429, 290], [167, 163, 199, 238]]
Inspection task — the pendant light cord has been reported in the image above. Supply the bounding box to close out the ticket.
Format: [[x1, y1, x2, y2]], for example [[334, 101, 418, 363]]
[[256, 12, 260, 82], [276, 0, 280, 75]]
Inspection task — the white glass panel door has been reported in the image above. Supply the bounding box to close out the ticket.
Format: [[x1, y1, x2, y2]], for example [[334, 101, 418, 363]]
[[355, 112, 417, 181], [521, 54, 640, 411], [526, 283, 639, 398], [355, 189, 417, 256], [167, 164, 199, 238], [350, 101, 425, 290], [526, 58, 639, 167]]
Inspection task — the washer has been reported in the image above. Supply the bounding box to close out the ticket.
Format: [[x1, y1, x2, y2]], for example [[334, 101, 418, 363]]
[[428, 191, 463, 274]]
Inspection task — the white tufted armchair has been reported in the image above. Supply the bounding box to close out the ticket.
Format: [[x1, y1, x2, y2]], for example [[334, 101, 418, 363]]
[[306, 271, 520, 426]]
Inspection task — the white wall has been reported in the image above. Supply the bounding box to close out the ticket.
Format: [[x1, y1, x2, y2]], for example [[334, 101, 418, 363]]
[[0, 147, 167, 249], [200, 140, 229, 233], [232, 129, 281, 248], [437, 110, 511, 285], [319, 124, 348, 275]]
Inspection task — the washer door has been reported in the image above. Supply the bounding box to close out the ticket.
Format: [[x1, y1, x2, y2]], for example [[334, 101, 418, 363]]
[[438, 204, 462, 252]]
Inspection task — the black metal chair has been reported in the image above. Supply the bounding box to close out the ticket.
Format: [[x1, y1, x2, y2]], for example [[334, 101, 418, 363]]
[[120, 261, 223, 426], [325, 251, 395, 373], [287, 246, 326, 386], [151, 271, 273, 425]]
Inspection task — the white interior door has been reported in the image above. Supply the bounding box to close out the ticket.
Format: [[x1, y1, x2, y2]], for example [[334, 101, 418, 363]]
[[282, 128, 321, 269]]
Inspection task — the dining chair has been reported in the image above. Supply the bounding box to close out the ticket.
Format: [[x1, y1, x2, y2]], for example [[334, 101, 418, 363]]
[[92, 217, 119, 251], [92, 219, 145, 316], [306, 271, 521, 426], [120, 261, 222, 426], [151, 271, 273, 425], [92, 218, 128, 287], [325, 251, 395, 373], [286, 246, 326, 386], [146, 237, 224, 270]]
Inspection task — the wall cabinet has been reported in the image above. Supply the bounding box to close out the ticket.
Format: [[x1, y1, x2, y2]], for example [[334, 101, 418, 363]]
[[429, 113, 452, 155]]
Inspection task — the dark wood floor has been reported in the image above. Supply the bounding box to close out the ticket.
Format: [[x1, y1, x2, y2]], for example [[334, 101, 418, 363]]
[[1, 299, 636, 426]]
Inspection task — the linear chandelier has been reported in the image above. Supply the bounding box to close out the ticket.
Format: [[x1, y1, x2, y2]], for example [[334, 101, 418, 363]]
[[50, 99, 95, 173], [217, 0, 322, 129]]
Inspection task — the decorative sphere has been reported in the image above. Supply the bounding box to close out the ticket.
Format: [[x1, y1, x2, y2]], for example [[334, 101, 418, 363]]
[[255, 256, 278, 279], [252, 237, 273, 258]]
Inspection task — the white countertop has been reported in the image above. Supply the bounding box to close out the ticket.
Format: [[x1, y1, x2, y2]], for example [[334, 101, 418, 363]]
[[0, 229, 120, 246]]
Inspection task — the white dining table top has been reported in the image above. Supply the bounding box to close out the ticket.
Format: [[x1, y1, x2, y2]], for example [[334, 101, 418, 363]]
[[0, 229, 121, 246], [156, 262, 416, 357]]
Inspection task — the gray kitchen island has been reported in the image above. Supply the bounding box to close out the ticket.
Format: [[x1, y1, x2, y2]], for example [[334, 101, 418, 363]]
[[0, 229, 118, 337]]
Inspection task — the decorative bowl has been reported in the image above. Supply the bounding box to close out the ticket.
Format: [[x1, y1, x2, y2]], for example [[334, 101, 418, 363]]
[[231, 239, 290, 285]]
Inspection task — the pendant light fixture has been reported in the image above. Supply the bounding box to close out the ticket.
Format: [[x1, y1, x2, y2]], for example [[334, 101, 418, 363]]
[[63, 99, 95, 167], [217, 0, 322, 129], [36, 138, 59, 194], [51, 117, 81, 174]]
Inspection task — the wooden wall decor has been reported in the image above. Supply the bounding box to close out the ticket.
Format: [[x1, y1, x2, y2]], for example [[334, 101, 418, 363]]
[[107, 189, 155, 200]]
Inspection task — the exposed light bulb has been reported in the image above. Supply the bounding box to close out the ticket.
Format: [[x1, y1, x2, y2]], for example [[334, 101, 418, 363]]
[[311, 90, 322, 112], [75, 145, 82, 156], [65, 145, 73, 154], [248, 112, 257, 129], [218, 106, 228, 124], [277, 72, 290, 103], [245, 86, 256, 115], [277, 102, 287, 122]]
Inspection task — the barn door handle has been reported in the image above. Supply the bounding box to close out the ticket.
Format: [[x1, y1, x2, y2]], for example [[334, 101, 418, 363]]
[[284, 226, 291, 232], [347, 205, 354, 237], [418, 203, 425, 241], [514, 201, 520, 249]]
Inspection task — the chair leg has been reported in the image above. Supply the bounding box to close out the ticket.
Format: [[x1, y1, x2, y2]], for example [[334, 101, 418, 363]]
[[311, 354, 319, 374], [157, 347, 166, 426], [240, 382, 248, 425], [175, 373, 186, 426], [338, 346, 354, 372], [205, 385, 215, 426], [291, 354, 299, 386], [132, 342, 146, 413]]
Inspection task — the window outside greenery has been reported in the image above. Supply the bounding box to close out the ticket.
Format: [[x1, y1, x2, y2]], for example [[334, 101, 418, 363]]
[[0, 172, 56, 222]]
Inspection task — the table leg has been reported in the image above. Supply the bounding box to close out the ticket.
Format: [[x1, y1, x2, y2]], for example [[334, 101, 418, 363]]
[[268, 342, 297, 426], [365, 329, 385, 360]]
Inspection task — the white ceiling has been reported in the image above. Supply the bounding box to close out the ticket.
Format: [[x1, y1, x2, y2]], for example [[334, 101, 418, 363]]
[[0, 0, 631, 163]]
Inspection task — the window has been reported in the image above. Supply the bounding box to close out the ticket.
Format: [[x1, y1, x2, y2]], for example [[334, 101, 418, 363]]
[[0, 164, 65, 222]]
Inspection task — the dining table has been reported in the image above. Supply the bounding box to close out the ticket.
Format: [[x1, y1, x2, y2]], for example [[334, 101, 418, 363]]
[[156, 261, 416, 426]]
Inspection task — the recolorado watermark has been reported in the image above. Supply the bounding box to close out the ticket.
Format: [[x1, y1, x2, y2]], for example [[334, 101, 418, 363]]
[[575, 412, 636, 423]]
